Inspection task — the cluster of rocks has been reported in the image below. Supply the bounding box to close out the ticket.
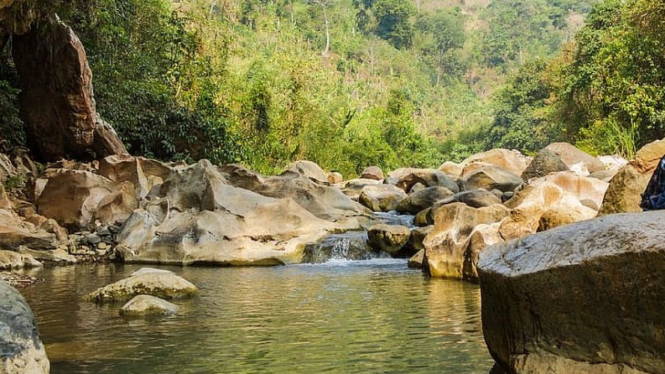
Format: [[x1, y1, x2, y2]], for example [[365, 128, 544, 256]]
[[474, 139, 665, 374], [338, 143, 637, 281], [84, 267, 197, 317]]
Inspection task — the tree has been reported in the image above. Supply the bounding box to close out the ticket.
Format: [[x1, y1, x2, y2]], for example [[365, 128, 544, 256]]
[[485, 59, 558, 153], [373, 0, 415, 49], [416, 9, 465, 84]]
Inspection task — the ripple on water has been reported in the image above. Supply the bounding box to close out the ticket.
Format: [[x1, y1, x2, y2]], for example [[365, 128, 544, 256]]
[[19, 262, 493, 374]]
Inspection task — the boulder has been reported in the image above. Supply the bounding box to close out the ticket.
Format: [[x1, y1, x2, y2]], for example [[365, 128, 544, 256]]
[[0, 278, 50, 374], [545, 142, 605, 173], [438, 161, 463, 179], [599, 165, 650, 215], [116, 162, 342, 266], [396, 186, 455, 214], [327, 172, 343, 184], [12, 16, 127, 161], [84, 270, 198, 303], [285, 160, 328, 183], [360, 166, 384, 181], [462, 166, 523, 193], [461, 148, 529, 176], [19, 248, 76, 264], [221, 164, 368, 226], [119, 295, 179, 317], [36, 170, 138, 230], [367, 224, 411, 256], [389, 168, 459, 194], [462, 222, 503, 281], [478, 212, 665, 374], [0, 250, 41, 270], [423, 202, 510, 279], [117, 200, 335, 266], [500, 180, 597, 241], [407, 225, 432, 253], [408, 249, 425, 269], [597, 155, 628, 171], [521, 148, 569, 181], [632, 138, 665, 174], [442, 189, 502, 208], [536, 171, 609, 210], [0, 209, 61, 250], [339, 178, 382, 201], [358, 184, 407, 212], [99, 155, 173, 198], [589, 169, 618, 183]]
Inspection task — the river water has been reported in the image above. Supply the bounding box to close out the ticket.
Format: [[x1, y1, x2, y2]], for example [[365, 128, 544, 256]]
[[19, 259, 494, 374]]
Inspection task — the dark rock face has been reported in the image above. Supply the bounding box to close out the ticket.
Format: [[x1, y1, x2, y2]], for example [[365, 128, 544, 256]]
[[521, 149, 569, 181], [12, 17, 127, 161], [478, 212, 665, 374], [0, 278, 49, 373]]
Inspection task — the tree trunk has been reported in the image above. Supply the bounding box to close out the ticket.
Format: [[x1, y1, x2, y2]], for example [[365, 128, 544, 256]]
[[323, 6, 330, 57]]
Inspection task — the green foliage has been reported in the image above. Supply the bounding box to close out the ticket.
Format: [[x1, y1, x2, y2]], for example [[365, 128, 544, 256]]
[[373, 0, 415, 49], [484, 60, 559, 153], [555, 0, 665, 158], [0, 0, 611, 178]]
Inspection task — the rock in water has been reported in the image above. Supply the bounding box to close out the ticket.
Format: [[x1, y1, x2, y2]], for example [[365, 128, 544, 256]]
[[367, 224, 411, 256], [478, 211, 665, 374], [0, 278, 50, 374], [84, 271, 198, 303], [120, 295, 179, 317]]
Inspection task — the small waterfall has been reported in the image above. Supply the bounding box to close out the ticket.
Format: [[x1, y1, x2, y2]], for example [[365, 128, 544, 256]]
[[303, 211, 415, 263]]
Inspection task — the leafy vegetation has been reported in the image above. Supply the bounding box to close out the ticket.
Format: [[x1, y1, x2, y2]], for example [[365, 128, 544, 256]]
[[7, 0, 664, 176]]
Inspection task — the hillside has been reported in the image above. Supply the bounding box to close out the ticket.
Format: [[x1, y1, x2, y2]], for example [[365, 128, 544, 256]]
[[1, 0, 598, 175]]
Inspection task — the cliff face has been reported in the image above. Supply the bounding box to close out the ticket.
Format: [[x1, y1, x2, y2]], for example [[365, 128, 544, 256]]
[[0, 0, 127, 161]]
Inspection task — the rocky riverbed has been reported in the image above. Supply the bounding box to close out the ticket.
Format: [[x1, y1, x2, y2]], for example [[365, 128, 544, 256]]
[[1, 138, 664, 373]]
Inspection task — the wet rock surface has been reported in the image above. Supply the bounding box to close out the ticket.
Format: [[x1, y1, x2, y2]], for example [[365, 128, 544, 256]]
[[0, 278, 49, 373]]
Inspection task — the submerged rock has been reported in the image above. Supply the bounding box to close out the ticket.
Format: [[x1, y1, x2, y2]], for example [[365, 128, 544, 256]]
[[84, 270, 198, 303], [478, 212, 665, 374], [0, 278, 50, 374], [120, 295, 179, 317]]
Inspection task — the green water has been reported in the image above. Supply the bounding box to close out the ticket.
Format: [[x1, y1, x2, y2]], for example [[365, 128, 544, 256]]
[[20, 260, 494, 373]]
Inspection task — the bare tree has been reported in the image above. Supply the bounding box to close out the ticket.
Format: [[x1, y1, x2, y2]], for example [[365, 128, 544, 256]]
[[309, 0, 333, 57]]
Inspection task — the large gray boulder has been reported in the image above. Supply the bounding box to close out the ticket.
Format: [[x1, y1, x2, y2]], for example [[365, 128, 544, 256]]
[[478, 212, 665, 374], [521, 148, 569, 181], [396, 186, 455, 214], [0, 279, 50, 374]]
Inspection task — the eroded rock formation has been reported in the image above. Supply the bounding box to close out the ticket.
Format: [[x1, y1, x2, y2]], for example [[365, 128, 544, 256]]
[[0, 2, 127, 161]]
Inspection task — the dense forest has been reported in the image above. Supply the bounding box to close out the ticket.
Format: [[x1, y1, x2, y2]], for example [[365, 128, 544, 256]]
[[1, 0, 663, 176]]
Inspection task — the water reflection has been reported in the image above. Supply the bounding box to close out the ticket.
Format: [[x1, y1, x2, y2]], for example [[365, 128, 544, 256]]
[[19, 261, 493, 373]]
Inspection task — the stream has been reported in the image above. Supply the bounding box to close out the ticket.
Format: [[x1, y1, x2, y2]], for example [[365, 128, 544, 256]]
[[19, 213, 494, 374]]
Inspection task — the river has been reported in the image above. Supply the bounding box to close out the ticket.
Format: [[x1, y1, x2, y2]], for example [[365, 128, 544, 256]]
[[19, 258, 493, 374]]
